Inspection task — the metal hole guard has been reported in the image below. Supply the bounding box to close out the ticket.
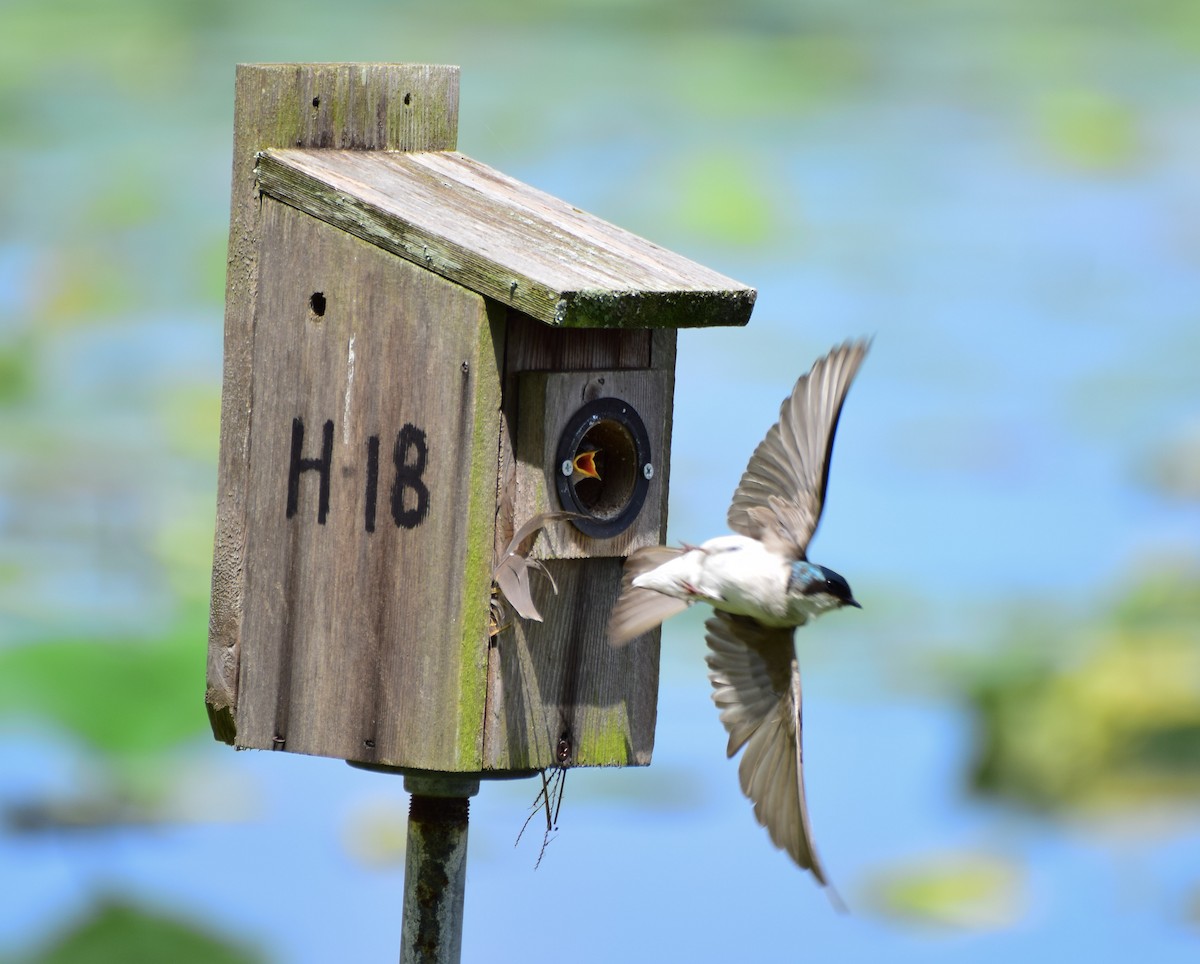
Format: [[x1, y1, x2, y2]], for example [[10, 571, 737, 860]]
[[554, 396, 652, 538]]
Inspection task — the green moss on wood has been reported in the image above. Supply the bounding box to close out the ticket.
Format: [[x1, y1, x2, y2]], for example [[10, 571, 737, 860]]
[[553, 288, 755, 330], [575, 712, 635, 766], [452, 304, 507, 769]]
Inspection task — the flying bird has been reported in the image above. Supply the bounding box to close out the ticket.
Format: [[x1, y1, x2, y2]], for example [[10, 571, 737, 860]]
[[608, 339, 869, 890]]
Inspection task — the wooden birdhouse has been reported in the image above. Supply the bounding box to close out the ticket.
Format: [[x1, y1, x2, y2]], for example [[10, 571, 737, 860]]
[[205, 63, 755, 777]]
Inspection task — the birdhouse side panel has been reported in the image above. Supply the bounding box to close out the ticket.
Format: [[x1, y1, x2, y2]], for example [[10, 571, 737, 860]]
[[232, 200, 501, 770]]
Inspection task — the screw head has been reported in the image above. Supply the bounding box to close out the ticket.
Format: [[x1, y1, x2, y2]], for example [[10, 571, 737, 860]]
[[561, 459, 574, 477], [642, 463, 654, 480]]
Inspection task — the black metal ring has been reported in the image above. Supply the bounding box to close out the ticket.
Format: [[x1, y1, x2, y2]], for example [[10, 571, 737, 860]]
[[554, 396, 652, 539]]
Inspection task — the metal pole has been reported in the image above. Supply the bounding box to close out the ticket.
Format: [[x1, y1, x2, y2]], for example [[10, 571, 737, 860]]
[[400, 772, 480, 964]]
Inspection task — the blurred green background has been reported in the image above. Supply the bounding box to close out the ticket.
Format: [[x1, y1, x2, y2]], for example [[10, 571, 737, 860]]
[[2, 0, 1199, 961]]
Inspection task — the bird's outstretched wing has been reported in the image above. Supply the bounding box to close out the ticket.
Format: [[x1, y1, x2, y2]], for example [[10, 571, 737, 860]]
[[705, 611, 828, 885], [727, 339, 869, 560], [608, 546, 692, 647]]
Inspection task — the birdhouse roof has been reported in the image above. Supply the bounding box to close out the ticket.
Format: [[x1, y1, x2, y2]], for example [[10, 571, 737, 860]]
[[255, 148, 756, 329]]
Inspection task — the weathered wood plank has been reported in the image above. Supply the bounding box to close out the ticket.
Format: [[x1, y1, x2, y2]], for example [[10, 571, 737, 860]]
[[502, 310, 652, 373], [514, 369, 672, 560], [254, 148, 758, 330], [484, 316, 670, 771], [484, 559, 660, 771], [235, 200, 501, 769], [491, 312, 656, 563], [649, 329, 678, 525], [208, 64, 460, 743]]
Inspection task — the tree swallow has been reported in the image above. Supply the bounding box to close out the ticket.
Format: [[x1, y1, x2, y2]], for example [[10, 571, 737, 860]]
[[608, 339, 869, 890]]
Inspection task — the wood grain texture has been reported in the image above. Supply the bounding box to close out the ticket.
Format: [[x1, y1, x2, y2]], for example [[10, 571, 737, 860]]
[[208, 64, 459, 742], [503, 309, 653, 372], [255, 148, 758, 330], [235, 200, 501, 769], [485, 315, 673, 770], [490, 313, 660, 564], [484, 558, 659, 770], [209, 64, 720, 774], [514, 369, 672, 560]]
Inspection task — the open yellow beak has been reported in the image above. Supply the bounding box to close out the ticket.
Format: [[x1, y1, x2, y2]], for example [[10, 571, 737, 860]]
[[572, 449, 601, 481]]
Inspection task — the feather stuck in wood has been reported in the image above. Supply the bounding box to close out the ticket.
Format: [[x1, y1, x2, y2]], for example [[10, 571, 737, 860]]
[[492, 510, 583, 623]]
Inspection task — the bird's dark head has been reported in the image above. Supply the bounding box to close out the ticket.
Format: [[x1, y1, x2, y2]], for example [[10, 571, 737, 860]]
[[818, 565, 861, 609], [789, 561, 861, 611]]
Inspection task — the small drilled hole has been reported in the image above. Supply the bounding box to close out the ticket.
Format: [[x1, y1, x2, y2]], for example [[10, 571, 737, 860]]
[[403, 92, 412, 106], [309, 292, 326, 317], [311, 95, 320, 108]]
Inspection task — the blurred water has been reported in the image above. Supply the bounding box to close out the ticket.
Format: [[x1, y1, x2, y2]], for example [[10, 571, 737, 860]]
[[6, 679, 1199, 962], [2, 2, 1199, 961]]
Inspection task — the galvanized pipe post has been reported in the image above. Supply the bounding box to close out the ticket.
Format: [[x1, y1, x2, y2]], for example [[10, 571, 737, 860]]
[[400, 772, 480, 964]]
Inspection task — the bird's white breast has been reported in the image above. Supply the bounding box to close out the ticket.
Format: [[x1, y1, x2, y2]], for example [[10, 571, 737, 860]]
[[631, 535, 797, 625]]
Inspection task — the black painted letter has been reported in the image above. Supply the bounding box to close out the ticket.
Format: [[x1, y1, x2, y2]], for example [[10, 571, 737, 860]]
[[390, 424, 430, 529], [364, 434, 380, 533], [286, 417, 333, 524]]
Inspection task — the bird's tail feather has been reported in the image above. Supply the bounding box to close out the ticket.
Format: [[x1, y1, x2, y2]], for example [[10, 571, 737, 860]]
[[608, 546, 691, 647]]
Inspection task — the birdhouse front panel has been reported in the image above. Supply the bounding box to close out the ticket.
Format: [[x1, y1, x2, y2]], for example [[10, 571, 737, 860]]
[[514, 368, 672, 560], [231, 198, 503, 771], [482, 313, 675, 771]]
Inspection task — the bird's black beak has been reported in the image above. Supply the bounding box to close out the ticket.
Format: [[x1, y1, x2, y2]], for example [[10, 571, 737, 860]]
[[845, 598, 862, 609]]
